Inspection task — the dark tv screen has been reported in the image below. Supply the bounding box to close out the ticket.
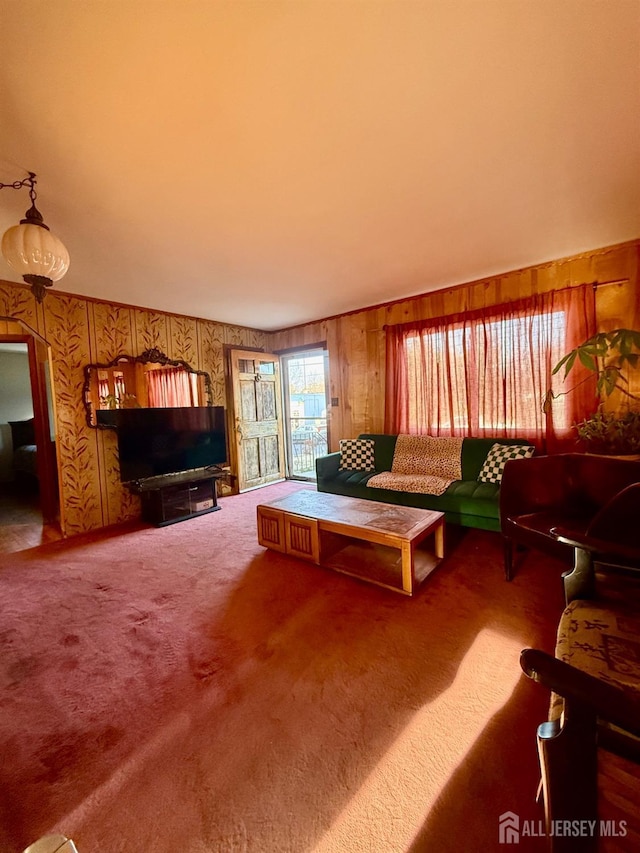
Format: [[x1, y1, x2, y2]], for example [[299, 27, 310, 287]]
[[114, 406, 227, 482]]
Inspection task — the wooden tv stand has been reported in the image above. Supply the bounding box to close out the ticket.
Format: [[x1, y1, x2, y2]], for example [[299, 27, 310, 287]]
[[134, 470, 226, 527]]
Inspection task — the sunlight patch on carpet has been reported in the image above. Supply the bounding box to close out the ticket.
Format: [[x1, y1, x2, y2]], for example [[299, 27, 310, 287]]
[[312, 628, 523, 853]]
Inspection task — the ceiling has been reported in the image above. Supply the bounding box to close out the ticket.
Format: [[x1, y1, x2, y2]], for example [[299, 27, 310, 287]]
[[1, 1, 639, 332]]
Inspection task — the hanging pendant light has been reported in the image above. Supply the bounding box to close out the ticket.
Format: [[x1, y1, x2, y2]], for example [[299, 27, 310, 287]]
[[0, 172, 70, 302]]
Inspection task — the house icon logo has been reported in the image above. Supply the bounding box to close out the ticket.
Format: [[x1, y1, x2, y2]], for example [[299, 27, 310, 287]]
[[499, 811, 520, 844]]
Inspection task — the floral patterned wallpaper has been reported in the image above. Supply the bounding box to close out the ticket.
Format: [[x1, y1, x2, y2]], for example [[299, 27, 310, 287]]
[[0, 281, 265, 536]]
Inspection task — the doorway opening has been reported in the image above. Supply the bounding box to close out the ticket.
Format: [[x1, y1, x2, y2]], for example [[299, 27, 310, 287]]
[[0, 320, 62, 552], [280, 347, 330, 481]]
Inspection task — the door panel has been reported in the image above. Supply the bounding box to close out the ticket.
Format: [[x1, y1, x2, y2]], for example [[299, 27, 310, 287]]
[[242, 439, 261, 481], [262, 434, 280, 475], [228, 348, 285, 491], [260, 382, 277, 420], [240, 381, 258, 420]]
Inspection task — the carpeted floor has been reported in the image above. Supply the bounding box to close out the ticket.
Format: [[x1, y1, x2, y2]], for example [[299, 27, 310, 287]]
[[0, 481, 565, 852]]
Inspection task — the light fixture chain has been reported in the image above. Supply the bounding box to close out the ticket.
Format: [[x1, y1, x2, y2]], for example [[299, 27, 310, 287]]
[[0, 173, 36, 193]]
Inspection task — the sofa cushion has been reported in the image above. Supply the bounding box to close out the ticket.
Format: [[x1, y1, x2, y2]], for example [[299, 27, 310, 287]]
[[461, 436, 535, 480], [332, 470, 378, 488], [437, 479, 502, 517], [338, 438, 375, 472], [477, 442, 535, 483]]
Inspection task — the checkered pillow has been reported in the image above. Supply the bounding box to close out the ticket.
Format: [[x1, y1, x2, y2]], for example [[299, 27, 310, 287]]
[[477, 443, 535, 484], [339, 438, 376, 472]]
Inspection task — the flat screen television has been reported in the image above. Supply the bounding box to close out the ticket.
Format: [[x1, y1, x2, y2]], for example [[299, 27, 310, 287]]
[[113, 406, 227, 482]]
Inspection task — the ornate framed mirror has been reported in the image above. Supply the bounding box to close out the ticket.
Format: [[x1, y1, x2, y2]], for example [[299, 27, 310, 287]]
[[83, 348, 214, 429]]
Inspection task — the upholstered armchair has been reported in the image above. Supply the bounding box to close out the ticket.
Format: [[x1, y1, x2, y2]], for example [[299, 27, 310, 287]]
[[520, 483, 640, 851], [499, 453, 640, 580], [520, 648, 640, 852]]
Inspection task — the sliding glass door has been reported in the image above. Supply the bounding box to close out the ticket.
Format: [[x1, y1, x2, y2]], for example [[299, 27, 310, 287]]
[[280, 348, 330, 481]]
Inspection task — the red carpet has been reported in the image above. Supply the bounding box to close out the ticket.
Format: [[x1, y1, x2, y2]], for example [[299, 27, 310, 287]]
[[0, 481, 563, 852]]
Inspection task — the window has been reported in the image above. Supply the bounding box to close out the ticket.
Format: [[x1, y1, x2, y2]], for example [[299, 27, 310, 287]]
[[385, 286, 597, 451], [405, 310, 568, 432]]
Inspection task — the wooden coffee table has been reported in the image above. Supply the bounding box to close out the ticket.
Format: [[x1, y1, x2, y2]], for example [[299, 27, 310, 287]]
[[256, 490, 445, 595]]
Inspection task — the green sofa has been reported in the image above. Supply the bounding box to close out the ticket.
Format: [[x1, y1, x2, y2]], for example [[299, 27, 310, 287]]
[[315, 434, 534, 532]]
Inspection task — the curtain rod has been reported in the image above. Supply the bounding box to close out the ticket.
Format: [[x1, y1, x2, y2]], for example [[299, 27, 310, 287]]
[[367, 279, 632, 332], [591, 278, 629, 289]]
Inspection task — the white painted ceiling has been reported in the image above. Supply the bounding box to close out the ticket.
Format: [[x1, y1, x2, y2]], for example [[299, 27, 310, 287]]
[[1, 1, 639, 331]]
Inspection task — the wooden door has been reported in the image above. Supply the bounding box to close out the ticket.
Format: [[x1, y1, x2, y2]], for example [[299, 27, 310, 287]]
[[28, 336, 60, 524], [228, 348, 285, 491]]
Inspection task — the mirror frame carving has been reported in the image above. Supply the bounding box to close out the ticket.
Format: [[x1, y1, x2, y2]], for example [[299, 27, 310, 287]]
[[83, 347, 214, 429]]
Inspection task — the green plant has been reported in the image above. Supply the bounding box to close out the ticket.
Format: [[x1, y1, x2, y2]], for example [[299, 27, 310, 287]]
[[574, 408, 640, 455], [543, 328, 640, 454], [543, 328, 640, 409]]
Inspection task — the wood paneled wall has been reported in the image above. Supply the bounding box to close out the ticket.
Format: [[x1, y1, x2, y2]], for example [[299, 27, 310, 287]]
[[270, 240, 640, 449], [2, 239, 637, 536], [0, 282, 266, 536]]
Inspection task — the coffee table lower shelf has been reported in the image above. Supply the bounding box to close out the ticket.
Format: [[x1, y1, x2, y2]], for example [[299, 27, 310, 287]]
[[321, 538, 442, 593], [257, 494, 444, 596]]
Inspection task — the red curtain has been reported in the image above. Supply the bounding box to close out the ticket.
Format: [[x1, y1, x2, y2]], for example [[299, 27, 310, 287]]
[[383, 285, 597, 452], [147, 367, 195, 408]]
